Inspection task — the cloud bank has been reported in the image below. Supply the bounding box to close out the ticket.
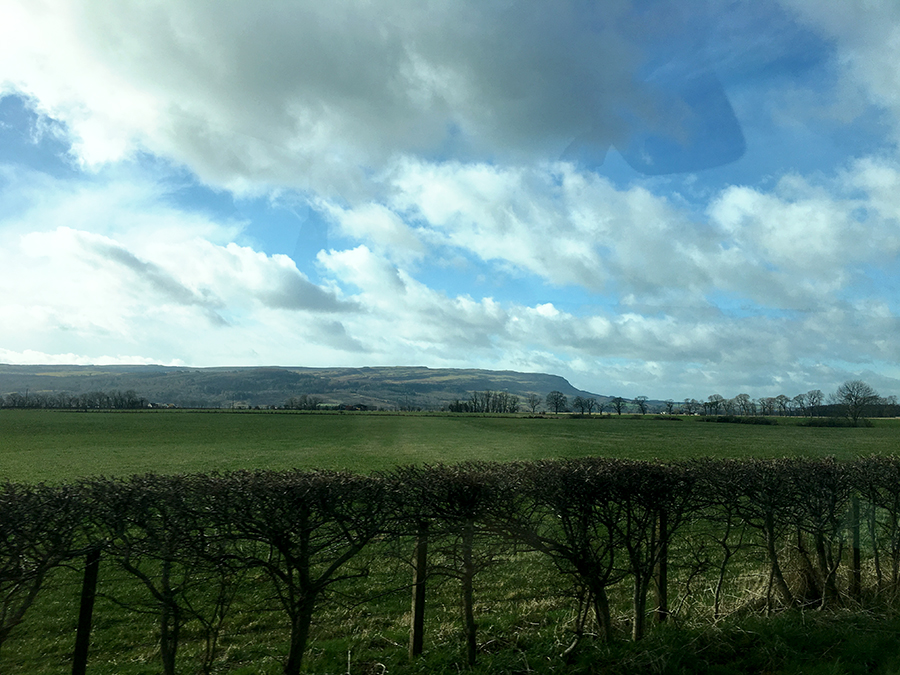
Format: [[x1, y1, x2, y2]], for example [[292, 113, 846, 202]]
[[1, 0, 899, 400]]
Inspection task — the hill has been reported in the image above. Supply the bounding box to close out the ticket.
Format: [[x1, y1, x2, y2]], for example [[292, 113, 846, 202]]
[[0, 364, 612, 411]]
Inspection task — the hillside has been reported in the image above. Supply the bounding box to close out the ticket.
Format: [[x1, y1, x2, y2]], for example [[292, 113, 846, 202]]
[[0, 364, 612, 410]]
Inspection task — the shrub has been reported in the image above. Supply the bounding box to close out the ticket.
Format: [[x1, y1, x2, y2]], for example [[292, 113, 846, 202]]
[[702, 415, 777, 425], [799, 417, 871, 427]]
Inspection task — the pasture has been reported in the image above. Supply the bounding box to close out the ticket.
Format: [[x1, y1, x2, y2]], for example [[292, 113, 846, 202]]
[[4, 411, 900, 674], [2, 409, 899, 482]]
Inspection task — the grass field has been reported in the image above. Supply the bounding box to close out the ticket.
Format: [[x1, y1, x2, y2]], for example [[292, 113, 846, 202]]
[[4, 410, 900, 674], [17, 541, 900, 675], [2, 409, 899, 482]]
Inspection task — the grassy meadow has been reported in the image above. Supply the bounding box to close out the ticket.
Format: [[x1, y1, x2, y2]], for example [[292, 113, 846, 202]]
[[4, 410, 900, 674], [2, 409, 900, 482]]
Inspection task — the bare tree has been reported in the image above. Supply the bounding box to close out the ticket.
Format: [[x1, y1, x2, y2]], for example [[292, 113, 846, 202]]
[[774, 394, 790, 416], [572, 396, 588, 414], [391, 463, 509, 667], [706, 394, 725, 416], [832, 380, 880, 425], [546, 391, 568, 414], [791, 393, 807, 417], [786, 459, 852, 606], [494, 459, 626, 644], [611, 397, 627, 415], [573, 396, 598, 415], [633, 396, 649, 415], [683, 398, 701, 415], [715, 459, 799, 607], [83, 474, 244, 675], [806, 389, 824, 417], [205, 470, 388, 675], [607, 461, 698, 640]]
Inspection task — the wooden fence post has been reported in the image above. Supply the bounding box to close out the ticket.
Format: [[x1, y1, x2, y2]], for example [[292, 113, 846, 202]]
[[656, 509, 668, 623], [409, 520, 428, 659], [72, 545, 101, 675], [851, 496, 861, 600]]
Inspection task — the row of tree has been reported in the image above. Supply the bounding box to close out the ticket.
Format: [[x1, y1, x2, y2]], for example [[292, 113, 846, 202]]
[[5, 457, 900, 673], [4, 379, 894, 419], [546, 392, 646, 415], [448, 390, 521, 413], [281, 393, 325, 410], [538, 381, 897, 425], [0, 389, 147, 409], [680, 381, 898, 423]]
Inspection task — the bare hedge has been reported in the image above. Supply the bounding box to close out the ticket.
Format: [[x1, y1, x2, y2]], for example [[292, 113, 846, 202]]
[[4, 457, 900, 672]]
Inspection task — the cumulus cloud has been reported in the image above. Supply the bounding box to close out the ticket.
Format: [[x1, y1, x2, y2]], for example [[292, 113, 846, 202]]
[[317, 155, 900, 312], [318, 245, 509, 351], [302, 149, 900, 399], [323, 160, 709, 293], [0, 0, 758, 196], [309, 239, 900, 398], [316, 202, 427, 264], [708, 159, 900, 304], [0, 170, 355, 363], [0, 348, 184, 367], [773, 0, 900, 143], [1, 0, 899, 401], [4, 145, 899, 398]]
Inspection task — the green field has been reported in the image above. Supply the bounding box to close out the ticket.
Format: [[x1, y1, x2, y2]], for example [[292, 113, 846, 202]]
[[5, 411, 900, 675], [2, 410, 899, 482]]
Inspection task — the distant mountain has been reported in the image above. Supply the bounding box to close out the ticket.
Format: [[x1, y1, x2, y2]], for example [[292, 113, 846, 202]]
[[0, 364, 614, 411]]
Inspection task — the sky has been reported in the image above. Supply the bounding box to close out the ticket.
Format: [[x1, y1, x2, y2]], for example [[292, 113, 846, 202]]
[[1, 0, 899, 401]]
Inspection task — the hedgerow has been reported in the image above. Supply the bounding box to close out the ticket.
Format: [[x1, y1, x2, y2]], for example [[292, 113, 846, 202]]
[[4, 457, 900, 673]]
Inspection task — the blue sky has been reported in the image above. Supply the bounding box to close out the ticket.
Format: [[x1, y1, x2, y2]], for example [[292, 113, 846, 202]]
[[1, 0, 899, 401]]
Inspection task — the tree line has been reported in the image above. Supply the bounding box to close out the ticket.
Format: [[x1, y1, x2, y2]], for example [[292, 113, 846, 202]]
[[0, 389, 147, 409], [4, 379, 894, 419], [281, 393, 325, 410], [6, 456, 900, 673], [539, 380, 898, 425], [448, 390, 521, 413], [679, 380, 898, 423]]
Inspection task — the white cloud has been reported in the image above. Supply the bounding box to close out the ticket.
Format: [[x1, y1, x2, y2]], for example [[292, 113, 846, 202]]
[[3, 163, 898, 399], [0, 169, 355, 363], [779, 0, 900, 140], [318, 156, 900, 315], [318, 244, 509, 353], [0, 349, 184, 367], [4, 148, 899, 399], [0, 0, 675, 196], [2, 1, 900, 401], [317, 201, 426, 264], [1, 223, 353, 359], [311, 240, 895, 398], [372, 159, 708, 293], [708, 159, 900, 306]]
